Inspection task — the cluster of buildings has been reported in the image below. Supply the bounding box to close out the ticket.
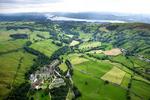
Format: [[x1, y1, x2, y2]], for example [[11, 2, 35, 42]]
[[29, 59, 66, 90]]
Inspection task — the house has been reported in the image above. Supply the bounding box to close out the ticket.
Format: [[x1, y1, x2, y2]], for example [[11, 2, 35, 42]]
[[31, 79, 43, 89]]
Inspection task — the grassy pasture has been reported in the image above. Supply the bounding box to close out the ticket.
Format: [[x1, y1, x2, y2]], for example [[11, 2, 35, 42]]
[[110, 55, 134, 68], [131, 80, 150, 100], [0, 28, 30, 41], [0, 29, 12, 41], [29, 31, 50, 42], [121, 73, 131, 88], [88, 50, 103, 54], [69, 54, 89, 65], [79, 32, 92, 40], [79, 41, 101, 51], [69, 53, 113, 77], [0, 39, 27, 53], [30, 39, 60, 57], [101, 67, 126, 85], [99, 27, 109, 32], [0, 50, 36, 99], [129, 56, 150, 68], [69, 40, 80, 46], [65, 34, 74, 38], [73, 69, 126, 100], [70, 54, 126, 100], [87, 48, 121, 57], [59, 62, 68, 72]]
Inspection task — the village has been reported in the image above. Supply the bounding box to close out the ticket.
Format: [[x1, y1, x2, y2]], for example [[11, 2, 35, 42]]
[[29, 59, 68, 90]]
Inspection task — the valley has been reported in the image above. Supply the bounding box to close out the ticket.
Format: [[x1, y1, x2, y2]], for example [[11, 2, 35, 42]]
[[0, 20, 150, 100]]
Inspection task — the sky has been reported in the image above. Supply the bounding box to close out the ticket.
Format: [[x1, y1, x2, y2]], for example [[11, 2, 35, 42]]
[[0, 0, 150, 14]]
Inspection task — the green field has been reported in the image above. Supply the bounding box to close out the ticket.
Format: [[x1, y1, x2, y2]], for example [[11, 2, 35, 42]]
[[101, 67, 126, 85], [110, 55, 134, 68], [69, 54, 127, 100], [69, 54, 89, 65], [0, 21, 150, 100], [121, 73, 131, 88], [69, 40, 80, 46], [0, 50, 36, 99], [131, 80, 150, 100], [0, 39, 27, 53], [59, 62, 68, 72], [29, 31, 50, 42], [79, 32, 93, 40], [69, 53, 150, 100], [73, 69, 127, 100], [79, 41, 101, 49], [30, 39, 60, 57]]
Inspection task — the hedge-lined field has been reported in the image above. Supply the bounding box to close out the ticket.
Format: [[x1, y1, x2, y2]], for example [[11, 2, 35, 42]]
[[30, 39, 60, 57]]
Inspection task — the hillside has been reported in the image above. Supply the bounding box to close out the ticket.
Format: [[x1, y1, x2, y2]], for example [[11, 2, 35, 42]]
[[0, 21, 150, 100]]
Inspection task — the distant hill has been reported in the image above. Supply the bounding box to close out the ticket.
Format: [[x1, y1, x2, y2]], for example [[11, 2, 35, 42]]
[[0, 13, 46, 21], [0, 12, 150, 23], [47, 12, 150, 23]]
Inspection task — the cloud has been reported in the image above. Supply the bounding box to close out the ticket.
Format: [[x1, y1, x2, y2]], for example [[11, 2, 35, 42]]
[[0, 0, 150, 14], [0, 0, 62, 4]]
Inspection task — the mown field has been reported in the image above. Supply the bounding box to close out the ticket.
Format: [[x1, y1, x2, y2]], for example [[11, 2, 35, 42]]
[[79, 41, 101, 50], [68, 54, 127, 100], [67, 53, 150, 100], [69, 40, 80, 46], [101, 67, 126, 85], [30, 39, 60, 57]]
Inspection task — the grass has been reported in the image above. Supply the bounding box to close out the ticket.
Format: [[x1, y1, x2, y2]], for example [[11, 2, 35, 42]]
[[65, 34, 74, 38], [129, 56, 150, 68], [29, 31, 50, 42], [30, 39, 60, 57], [0, 29, 12, 41], [0, 39, 27, 53], [69, 54, 89, 65], [87, 48, 121, 56], [66, 88, 74, 100], [59, 63, 68, 72], [79, 32, 92, 40], [131, 80, 150, 100], [1, 22, 150, 100], [121, 73, 131, 88], [0, 50, 36, 99], [69, 40, 80, 46], [79, 41, 101, 51], [69, 54, 113, 77], [73, 69, 126, 100], [101, 67, 126, 85], [101, 43, 113, 50], [69, 54, 126, 99], [110, 55, 134, 68], [99, 27, 109, 32], [87, 50, 103, 54], [130, 93, 141, 100], [0, 29, 30, 41]]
